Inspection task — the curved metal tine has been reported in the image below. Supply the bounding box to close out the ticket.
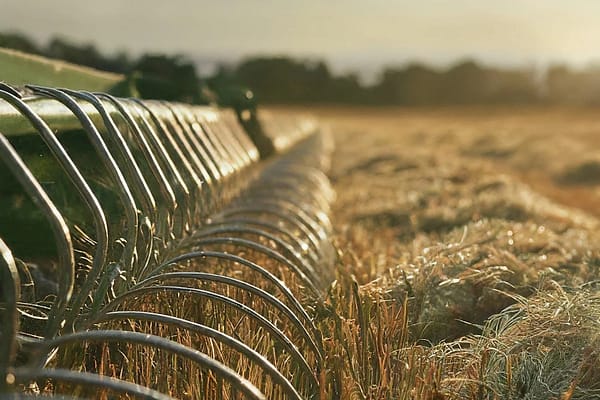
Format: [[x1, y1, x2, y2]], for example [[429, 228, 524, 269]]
[[142, 251, 315, 332], [58, 90, 157, 279], [208, 111, 252, 168], [93, 94, 176, 249], [113, 98, 190, 236], [224, 108, 262, 159], [12, 368, 175, 400], [244, 185, 331, 222], [181, 224, 320, 285], [217, 109, 260, 163], [250, 163, 332, 198], [262, 152, 331, 177], [243, 187, 332, 232], [234, 197, 329, 242], [140, 101, 214, 188], [261, 165, 333, 198], [256, 165, 333, 195], [163, 103, 224, 184], [179, 237, 322, 296], [185, 108, 237, 177], [241, 172, 332, 221], [199, 218, 319, 264], [96, 312, 303, 400], [136, 109, 202, 230], [248, 164, 333, 203], [281, 155, 330, 174], [268, 119, 298, 153], [27, 85, 139, 276], [0, 135, 75, 337], [0, 83, 22, 98], [130, 272, 322, 360], [220, 112, 256, 168], [234, 190, 330, 237], [141, 106, 219, 225], [214, 205, 324, 255], [184, 225, 320, 286], [274, 137, 330, 158], [0, 238, 20, 390], [250, 165, 332, 197], [102, 287, 318, 387], [241, 189, 332, 233], [199, 110, 248, 172], [244, 178, 331, 214], [15, 302, 51, 324], [0, 91, 106, 335], [212, 109, 258, 166], [177, 105, 235, 179], [190, 107, 241, 173], [132, 100, 207, 224], [59, 89, 157, 222], [29, 330, 267, 399], [15, 301, 53, 312], [160, 103, 228, 219], [120, 99, 192, 236]]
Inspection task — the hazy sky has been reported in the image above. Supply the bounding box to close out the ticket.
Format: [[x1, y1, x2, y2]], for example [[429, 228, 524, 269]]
[[2, 0, 600, 78]]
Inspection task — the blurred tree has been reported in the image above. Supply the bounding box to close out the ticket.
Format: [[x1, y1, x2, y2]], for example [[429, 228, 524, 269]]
[[131, 54, 203, 103], [330, 73, 364, 103], [6, 30, 600, 106], [44, 37, 131, 73], [546, 64, 572, 103], [236, 57, 305, 102], [0, 32, 40, 54], [236, 57, 337, 103], [547, 64, 600, 105], [440, 60, 489, 104], [48, 38, 104, 70], [374, 63, 440, 105], [488, 68, 539, 104]]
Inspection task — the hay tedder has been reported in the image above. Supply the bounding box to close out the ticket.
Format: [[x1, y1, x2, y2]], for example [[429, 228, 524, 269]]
[[0, 50, 335, 399]]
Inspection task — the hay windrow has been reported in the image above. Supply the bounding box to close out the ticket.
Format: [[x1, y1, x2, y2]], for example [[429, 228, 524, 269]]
[[321, 107, 600, 399]]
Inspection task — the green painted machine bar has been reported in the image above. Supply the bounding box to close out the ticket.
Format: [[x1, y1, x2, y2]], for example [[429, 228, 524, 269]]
[[0, 96, 108, 136]]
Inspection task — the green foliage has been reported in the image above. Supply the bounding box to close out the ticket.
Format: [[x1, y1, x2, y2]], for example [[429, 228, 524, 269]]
[[131, 54, 204, 103], [236, 58, 362, 103], [46, 37, 130, 74], [0, 31, 40, 54]]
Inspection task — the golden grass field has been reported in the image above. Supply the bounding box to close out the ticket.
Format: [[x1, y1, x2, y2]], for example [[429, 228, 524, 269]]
[[300, 106, 600, 399]]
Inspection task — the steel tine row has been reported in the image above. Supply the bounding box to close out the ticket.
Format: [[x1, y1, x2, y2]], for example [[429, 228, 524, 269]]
[[0, 83, 335, 399], [109, 138, 331, 396], [109, 131, 334, 397], [162, 131, 334, 396], [208, 133, 336, 285], [0, 84, 259, 307], [256, 111, 322, 155]]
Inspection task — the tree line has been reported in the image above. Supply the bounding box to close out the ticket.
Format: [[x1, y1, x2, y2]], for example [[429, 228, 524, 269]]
[[3, 31, 600, 106]]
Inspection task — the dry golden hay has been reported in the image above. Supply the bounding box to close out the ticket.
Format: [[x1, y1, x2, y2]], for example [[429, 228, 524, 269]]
[[327, 129, 600, 398], [433, 285, 600, 399]]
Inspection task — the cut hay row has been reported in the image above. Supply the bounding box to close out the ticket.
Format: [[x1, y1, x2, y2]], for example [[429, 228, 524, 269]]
[[321, 107, 600, 399]]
